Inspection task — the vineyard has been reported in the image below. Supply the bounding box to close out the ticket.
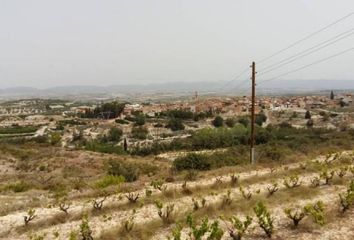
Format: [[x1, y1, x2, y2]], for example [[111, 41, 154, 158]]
[[0, 150, 353, 240]]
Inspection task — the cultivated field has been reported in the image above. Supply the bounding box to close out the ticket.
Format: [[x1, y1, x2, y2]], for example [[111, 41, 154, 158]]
[[0, 147, 353, 240]]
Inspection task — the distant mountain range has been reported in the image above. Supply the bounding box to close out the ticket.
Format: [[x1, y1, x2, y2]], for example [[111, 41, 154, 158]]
[[0, 79, 353, 100]]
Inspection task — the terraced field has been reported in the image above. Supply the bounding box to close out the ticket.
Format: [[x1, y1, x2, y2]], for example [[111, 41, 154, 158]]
[[1, 151, 353, 240]]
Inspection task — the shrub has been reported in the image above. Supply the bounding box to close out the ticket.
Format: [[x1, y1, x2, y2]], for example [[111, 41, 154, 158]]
[[0, 126, 38, 134], [225, 118, 236, 128], [339, 180, 354, 213], [304, 201, 325, 226], [125, 192, 140, 203], [253, 202, 274, 238], [134, 114, 146, 126], [93, 196, 107, 211], [227, 215, 252, 240], [255, 112, 267, 126], [260, 145, 287, 161], [182, 181, 193, 195], [107, 127, 123, 142], [212, 116, 224, 128], [3, 181, 30, 193], [170, 224, 182, 240], [50, 132, 62, 145], [155, 200, 174, 223], [267, 183, 279, 196], [283, 175, 301, 188], [208, 220, 224, 240], [95, 175, 125, 188], [336, 167, 348, 178], [123, 216, 135, 233], [68, 231, 78, 240], [186, 214, 223, 240], [311, 176, 321, 187], [162, 109, 194, 119], [239, 186, 252, 200], [80, 101, 125, 119], [24, 209, 36, 225], [107, 160, 139, 182], [115, 119, 129, 124], [320, 169, 335, 185], [187, 215, 209, 240], [173, 153, 211, 171], [80, 215, 93, 240], [85, 141, 125, 155], [184, 170, 198, 181], [192, 198, 206, 211], [230, 174, 239, 187], [145, 188, 153, 197], [238, 117, 249, 127], [214, 177, 223, 186], [284, 207, 306, 227], [194, 145, 243, 168], [131, 126, 148, 140], [305, 110, 311, 119], [59, 202, 70, 215], [190, 126, 248, 150], [166, 118, 185, 131], [150, 180, 167, 192], [221, 190, 233, 206], [306, 119, 314, 128]]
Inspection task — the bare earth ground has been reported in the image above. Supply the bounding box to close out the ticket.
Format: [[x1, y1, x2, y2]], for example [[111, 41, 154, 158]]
[[0, 150, 353, 240]]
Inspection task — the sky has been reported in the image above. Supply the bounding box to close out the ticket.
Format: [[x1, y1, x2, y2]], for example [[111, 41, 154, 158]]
[[0, 0, 353, 89]]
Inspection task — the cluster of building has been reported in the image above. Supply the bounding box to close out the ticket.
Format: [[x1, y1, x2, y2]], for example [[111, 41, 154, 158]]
[[121, 93, 353, 118], [1, 93, 352, 121]]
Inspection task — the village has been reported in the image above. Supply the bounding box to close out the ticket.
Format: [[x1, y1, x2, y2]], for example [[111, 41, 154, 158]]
[[1, 92, 354, 240], [0, 92, 353, 151]]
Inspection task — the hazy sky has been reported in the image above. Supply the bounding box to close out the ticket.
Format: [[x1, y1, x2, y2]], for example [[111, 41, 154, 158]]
[[0, 0, 353, 88]]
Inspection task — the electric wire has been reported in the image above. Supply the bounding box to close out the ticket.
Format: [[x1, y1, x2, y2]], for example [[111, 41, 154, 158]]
[[258, 12, 354, 64], [258, 27, 354, 75], [218, 66, 250, 92], [257, 47, 354, 85]]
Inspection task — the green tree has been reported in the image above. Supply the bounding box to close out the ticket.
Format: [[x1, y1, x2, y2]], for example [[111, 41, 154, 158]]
[[173, 153, 211, 171], [131, 126, 148, 140], [81, 101, 125, 119], [238, 117, 249, 127], [330, 90, 334, 100], [134, 114, 146, 126], [167, 118, 185, 131], [123, 138, 128, 152], [305, 110, 311, 119], [306, 119, 314, 128], [107, 127, 123, 142], [107, 160, 139, 182], [255, 112, 267, 126], [164, 109, 194, 119], [212, 116, 224, 128], [225, 118, 236, 128]]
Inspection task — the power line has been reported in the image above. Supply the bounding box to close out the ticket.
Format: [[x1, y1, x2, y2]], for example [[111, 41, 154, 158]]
[[235, 81, 252, 97], [258, 47, 354, 85], [219, 12, 353, 96], [258, 30, 354, 76], [258, 28, 354, 74], [229, 77, 250, 91], [258, 12, 354, 64], [218, 66, 250, 91]]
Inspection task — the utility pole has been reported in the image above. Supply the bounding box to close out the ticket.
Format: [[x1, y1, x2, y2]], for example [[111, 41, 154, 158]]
[[250, 62, 256, 164]]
